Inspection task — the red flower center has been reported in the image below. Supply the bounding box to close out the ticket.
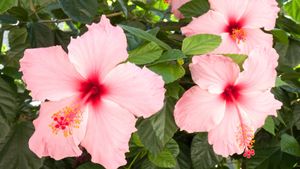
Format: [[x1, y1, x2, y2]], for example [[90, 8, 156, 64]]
[[222, 84, 240, 103], [79, 75, 108, 106], [225, 19, 246, 43]]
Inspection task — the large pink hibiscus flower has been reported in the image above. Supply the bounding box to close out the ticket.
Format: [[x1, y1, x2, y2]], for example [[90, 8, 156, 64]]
[[20, 16, 165, 169], [181, 0, 279, 54], [174, 47, 282, 157]]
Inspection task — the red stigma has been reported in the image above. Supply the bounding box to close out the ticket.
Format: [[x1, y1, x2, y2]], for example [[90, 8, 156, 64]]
[[221, 85, 240, 103], [224, 18, 246, 43], [79, 75, 108, 106]]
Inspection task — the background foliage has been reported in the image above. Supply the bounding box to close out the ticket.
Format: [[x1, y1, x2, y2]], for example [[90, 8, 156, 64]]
[[0, 0, 300, 169]]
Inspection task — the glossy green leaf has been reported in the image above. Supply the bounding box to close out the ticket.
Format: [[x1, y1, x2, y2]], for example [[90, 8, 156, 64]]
[[128, 42, 163, 65], [0, 14, 17, 24], [0, 121, 43, 169], [245, 142, 281, 169], [280, 39, 300, 67], [263, 116, 276, 136], [148, 139, 179, 168], [117, 0, 128, 17], [175, 142, 192, 169], [182, 34, 221, 55], [29, 23, 55, 48], [154, 49, 186, 64], [271, 29, 289, 44], [58, 0, 99, 23], [165, 82, 185, 99], [224, 54, 247, 68], [0, 77, 17, 123], [284, 0, 300, 23], [120, 25, 172, 50], [179, 0, 209, 18], [137, 98, 178, 155], [4, 27, 28, 67], [191, 133, 222, 169], [280, 134, 300, 157], [148, 62, 185, 84], [0, 0, 17, 14]]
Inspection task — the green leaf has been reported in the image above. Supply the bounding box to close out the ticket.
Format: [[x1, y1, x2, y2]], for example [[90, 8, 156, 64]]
[[7, 6, 29, 21], [284, 0, 300, 23], [128, 42, 163, 65], [276, 15, 300, 35], [182, 34, 221, 55], [0, 121, 43, 169], [280, 39, 300, 68], [148, 62, 185, 84], [245, 141, 281, 169], [137, 98, 178, 155], [0, 14, 17, 24], [120, 25, 172, 50], [280, 134, 300, 157], [271, 29, 289, 44], [292, 104, 300, 130], [58, 0, 99, 23], [4, 27, 29, 67], [263, 116, 276, 136], [179, 0, 209, 18], [0, 0, 17, 14], [0, 77, 17, 123], [148, 139, 179, 168], [191, 133, 222, 169], [0, 116, 9, 139], [175, 142, 192, 169], [154, 49, 186, 64], [54, 30, 72, 51], [29, 23, 55, 48], [165, 82, 185, 99], [117, 0, 128, 17], [77, 162, 105, 169], [224, 54, 247, 69], [8, 27, 28, 49]]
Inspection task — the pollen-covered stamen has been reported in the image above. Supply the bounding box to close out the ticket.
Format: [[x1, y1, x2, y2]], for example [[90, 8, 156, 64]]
[[243, 139, 255, 159], [224, 18, 246, 43], [236, 123, 255, 158], [228, 90, 256, 159], [231, 29, 246, 43], [49, 104, 82, 137]]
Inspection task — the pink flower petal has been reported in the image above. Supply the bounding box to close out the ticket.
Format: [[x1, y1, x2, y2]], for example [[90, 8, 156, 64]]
[[238, 28, 273, 54], [190, 55, 240, 93], [103, 62, 165, 118], [213, 34, 241, 54], [20, 46, 83, 101], [174, 86, 226, 132], [80, 99, 137, 169], [68, 15, 128, 78], [208, 104, 244, 156], [242, 0, 279, 30], [237, 47, 279, 91], [181, 10, 227, 36], [208, 0, 248, 20], [29, 96, 88, 160], [170, 0, 190, 19], [238, 90, 282, 129]]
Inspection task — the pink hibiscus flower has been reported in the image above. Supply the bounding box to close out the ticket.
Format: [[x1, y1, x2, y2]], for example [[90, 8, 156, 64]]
[[165, 0, 190, 19], [174, 47, 282, 157], [20, 15, 165, 169], [181, 0, 279, 54]]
